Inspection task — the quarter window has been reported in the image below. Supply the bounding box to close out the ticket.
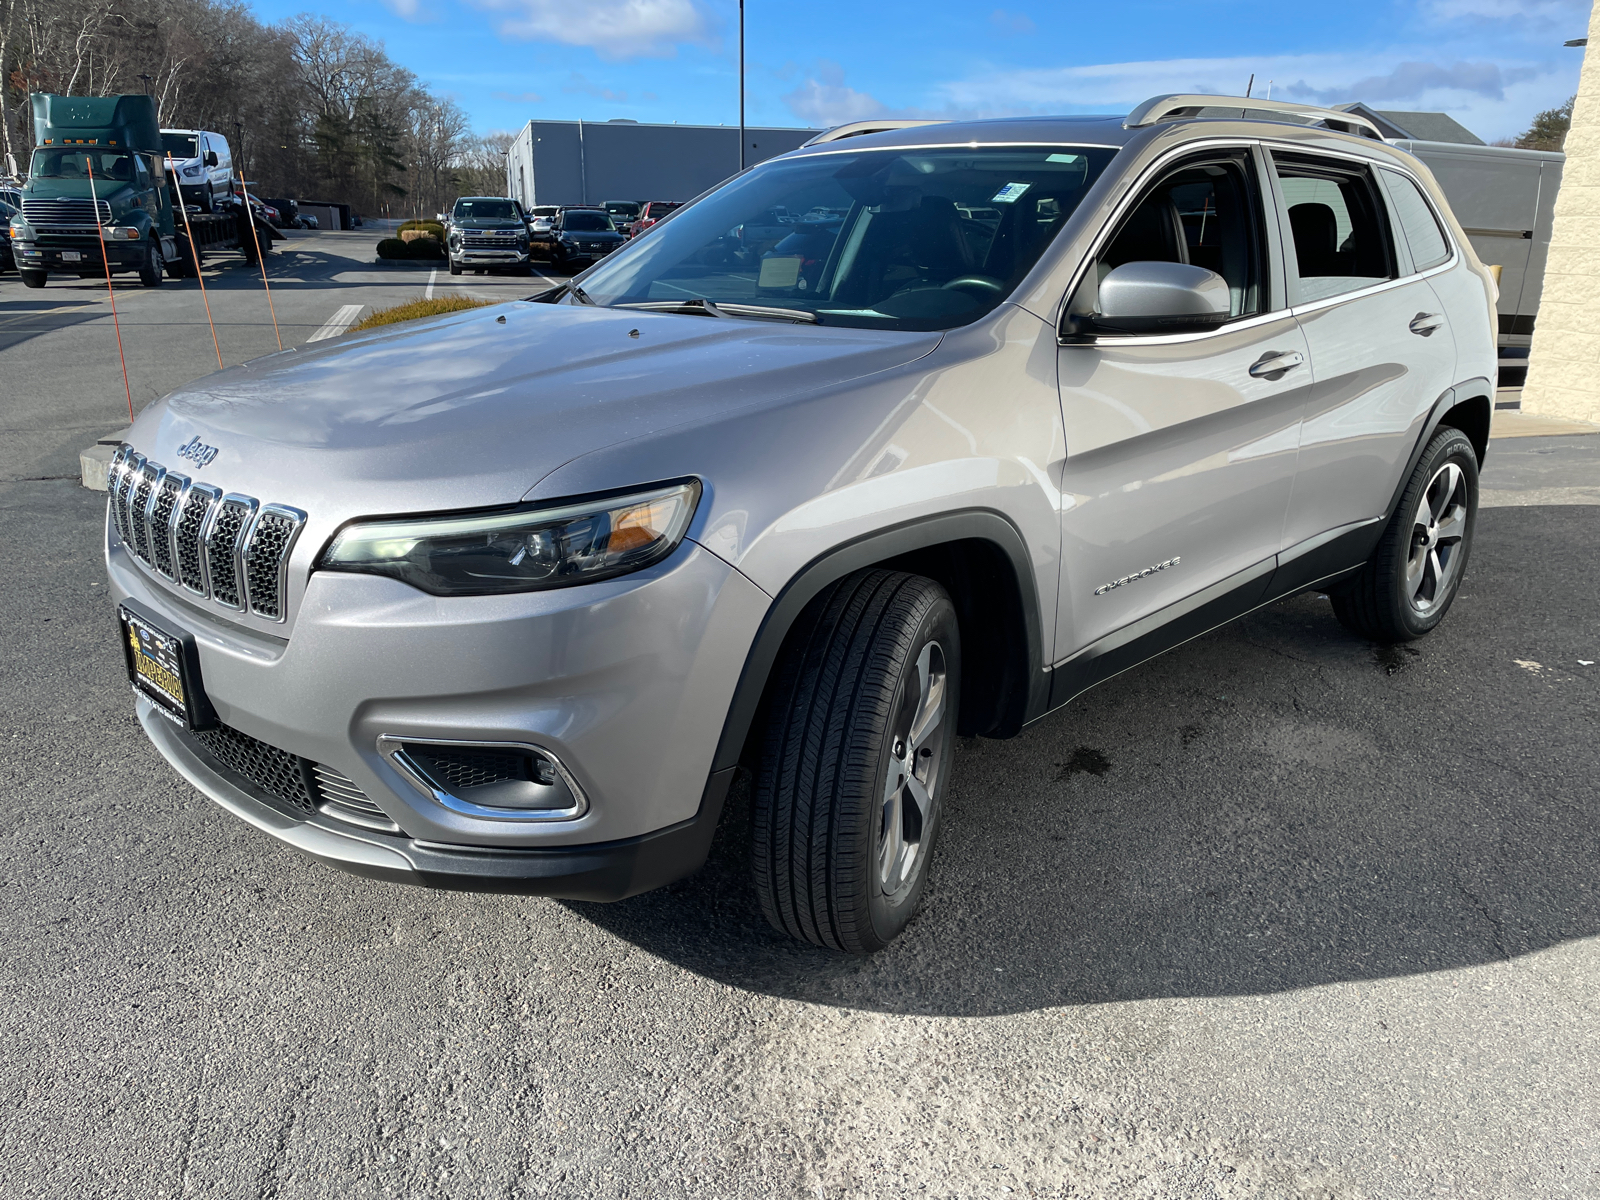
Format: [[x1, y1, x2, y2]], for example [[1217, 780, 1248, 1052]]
[[1381, 170, 1451, 272], [1274, 156, 1395, 304]]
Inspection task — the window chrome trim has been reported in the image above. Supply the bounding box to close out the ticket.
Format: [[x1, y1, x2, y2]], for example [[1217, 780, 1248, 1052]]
[[377, 735, 590, 823]]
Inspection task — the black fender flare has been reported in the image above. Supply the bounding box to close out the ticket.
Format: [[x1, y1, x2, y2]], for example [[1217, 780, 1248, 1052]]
[[1383, 379, 1493, 525], [708, 508, 1049, 776]]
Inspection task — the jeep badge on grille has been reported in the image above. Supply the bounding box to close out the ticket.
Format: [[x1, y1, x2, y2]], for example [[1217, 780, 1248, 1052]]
[[176, 436, 219, 468]]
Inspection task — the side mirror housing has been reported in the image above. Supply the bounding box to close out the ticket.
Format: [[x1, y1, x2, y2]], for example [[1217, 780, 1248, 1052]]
[[204, 151, 219, 167], [1071, 261, 1231, 337]]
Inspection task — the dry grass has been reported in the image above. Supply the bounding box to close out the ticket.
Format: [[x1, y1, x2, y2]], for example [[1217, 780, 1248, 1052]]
[[349, 294, 494, 332]]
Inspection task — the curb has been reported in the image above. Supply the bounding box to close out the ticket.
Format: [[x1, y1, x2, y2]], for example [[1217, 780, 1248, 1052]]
[[79, 426, 133, 491]]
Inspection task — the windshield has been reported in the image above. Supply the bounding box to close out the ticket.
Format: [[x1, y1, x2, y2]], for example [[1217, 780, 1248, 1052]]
[[563, 210, 615, 232], [576, 145, 1117, 330], [604, 201, 641, 218], [162, 133, 198, 159], [30, 149, 139, 183], [455, 199, 516, 221]]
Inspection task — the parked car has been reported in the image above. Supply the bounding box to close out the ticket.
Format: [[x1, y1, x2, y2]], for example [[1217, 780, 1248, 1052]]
[[299, 212, 319, 230], [602, 199, 642, 229], [159, 128, 232, 213], [548, 207, 626, 271], [447, 195, 532, 275], [104, 97, 1494, 954], [627, 199, 680, 238]]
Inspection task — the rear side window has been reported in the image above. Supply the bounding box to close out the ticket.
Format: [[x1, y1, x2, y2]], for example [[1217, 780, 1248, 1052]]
[[1381, 170, 1451, 272], [1274, 156, 1395, 304]]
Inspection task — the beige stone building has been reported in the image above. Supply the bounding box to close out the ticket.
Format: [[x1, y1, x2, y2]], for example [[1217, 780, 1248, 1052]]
[[1523, 3, 1600, 422]]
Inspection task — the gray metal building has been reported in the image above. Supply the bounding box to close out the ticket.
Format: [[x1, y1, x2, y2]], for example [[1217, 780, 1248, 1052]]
[[504, 119, 821, 208]]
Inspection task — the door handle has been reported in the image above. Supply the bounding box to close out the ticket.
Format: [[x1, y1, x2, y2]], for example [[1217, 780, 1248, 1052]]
[[1410, 312, 1445, 336], [1248, 350, 1305, 378]]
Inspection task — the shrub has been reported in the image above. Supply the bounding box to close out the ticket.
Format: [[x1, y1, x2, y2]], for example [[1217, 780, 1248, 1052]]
[[348, 295, 494, 333], [375, 237, 409, 259], [398, 219, 446, 241], [406, 236, 444, 260]]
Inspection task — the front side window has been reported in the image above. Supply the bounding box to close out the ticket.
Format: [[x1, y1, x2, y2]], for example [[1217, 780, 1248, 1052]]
[[1275, 155, 1395, 304], [576, 145, 1118, 331], [1073, 152, 1265, 325], [1381, 170, 1451, 272]]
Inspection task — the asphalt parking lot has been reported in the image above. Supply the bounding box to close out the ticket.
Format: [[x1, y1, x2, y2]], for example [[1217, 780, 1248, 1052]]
[[2, 234, 1598, 1198]]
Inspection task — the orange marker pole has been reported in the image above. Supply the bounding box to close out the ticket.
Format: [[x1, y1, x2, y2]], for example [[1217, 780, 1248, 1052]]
[[167, 154, 224, 370], [86, 157, 135, 424], [235, 170, 282, 350]]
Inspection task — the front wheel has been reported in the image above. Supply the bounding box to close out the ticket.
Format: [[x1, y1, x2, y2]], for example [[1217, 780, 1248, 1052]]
[[753, 570, 961, 953], [20, 268, 46, 289], [448, 257, 462, 275], [1331, 426, 1478, 642], [139, 243, 165, 287]]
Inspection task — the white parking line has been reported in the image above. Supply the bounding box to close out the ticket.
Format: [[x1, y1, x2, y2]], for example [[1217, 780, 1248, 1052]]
[[425, 268, 437, 301], [307, 304, 364, 342]]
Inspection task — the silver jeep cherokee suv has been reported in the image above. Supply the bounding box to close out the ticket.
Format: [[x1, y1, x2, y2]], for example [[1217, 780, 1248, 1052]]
[[108, 96, 1495, 952]]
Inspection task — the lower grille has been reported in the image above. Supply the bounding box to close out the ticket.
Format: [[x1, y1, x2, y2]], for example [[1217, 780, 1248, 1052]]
[[185, 722, 393, 830], [191, 723, 316, 816], [411, 746, 537, 790]]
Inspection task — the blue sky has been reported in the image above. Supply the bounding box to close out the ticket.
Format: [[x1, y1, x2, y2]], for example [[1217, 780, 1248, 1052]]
[[246, 0, 1590, 142]]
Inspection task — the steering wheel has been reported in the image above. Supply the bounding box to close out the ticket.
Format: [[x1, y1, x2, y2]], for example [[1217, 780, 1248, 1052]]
[[941, 275, 1006, 296]]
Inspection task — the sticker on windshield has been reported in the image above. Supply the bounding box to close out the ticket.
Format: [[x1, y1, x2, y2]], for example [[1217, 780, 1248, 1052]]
[[758, 256, 803, 289], [1046, 153, 1081, 164], [991, 182, 1032, 204]]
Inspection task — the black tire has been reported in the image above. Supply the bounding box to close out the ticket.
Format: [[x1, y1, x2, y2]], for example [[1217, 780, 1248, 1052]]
[[1331, 426, 1478, 642], [139, 243, 164, 287], [448, 257, 462, 276], [20, 268, 46, 289], [753, 570, 961, 953], [200, 183, 214, 214]]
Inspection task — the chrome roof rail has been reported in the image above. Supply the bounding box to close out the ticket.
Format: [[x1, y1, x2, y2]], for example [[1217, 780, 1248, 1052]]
[[800, 119, 948, 147], [1123, 95, 1384, 140]]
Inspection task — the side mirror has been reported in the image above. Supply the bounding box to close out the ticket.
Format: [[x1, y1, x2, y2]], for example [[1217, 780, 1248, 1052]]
[[1076, 261, 1231, 336], [204, 151, 218, 167]]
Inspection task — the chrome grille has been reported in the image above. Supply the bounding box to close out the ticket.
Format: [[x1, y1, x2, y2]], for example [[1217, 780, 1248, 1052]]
[[107, 444, 305, 622], [204, 497, 255, 609], [463, 234, 518, 249], [22, 197, 110, 226], [175, 484, 219, 593], [129, 463, 160, 563], [311, 763, 397, 831], [148, 472, 187, 580]]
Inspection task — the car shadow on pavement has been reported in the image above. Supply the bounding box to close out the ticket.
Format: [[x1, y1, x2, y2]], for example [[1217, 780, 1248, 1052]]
[[573, 506, 1600, 1016]]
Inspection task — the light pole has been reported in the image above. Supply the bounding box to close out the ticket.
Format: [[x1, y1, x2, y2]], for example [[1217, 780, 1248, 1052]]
[[738, 0, 745, 171]]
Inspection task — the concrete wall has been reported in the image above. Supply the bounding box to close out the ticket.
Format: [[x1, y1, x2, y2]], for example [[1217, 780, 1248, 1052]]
[[504, 120, 820, 209], [1522, 5, 1600, 421]]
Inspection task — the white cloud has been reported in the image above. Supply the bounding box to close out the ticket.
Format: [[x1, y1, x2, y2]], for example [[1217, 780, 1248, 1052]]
[[781, 61, 894, 126], [381, 0, 435, 21], [470, 0, 714, 60], [1422, 0, 1587, 30]]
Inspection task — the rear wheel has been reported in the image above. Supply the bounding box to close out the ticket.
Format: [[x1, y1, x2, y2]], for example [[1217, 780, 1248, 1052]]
[[200, 183, 214, 214], [753, 570, 960, 953], [20, 268, 46, 289], [1331, 426, 1478, 642]]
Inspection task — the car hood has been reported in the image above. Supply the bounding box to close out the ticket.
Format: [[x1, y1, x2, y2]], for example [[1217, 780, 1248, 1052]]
[[22, 179, 137, 204], [131, 301, 942, 522]]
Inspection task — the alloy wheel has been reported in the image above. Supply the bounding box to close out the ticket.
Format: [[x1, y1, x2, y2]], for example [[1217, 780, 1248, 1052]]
[[1406, 461, 1468, 615], [879, 639, 948, 895]]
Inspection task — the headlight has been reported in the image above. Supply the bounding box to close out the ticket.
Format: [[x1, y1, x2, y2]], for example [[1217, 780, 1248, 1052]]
[[183, 164, 203, 177], [319, 480, 701, 596], [102, 226, 141, 240], [8, 216, 27, 238]]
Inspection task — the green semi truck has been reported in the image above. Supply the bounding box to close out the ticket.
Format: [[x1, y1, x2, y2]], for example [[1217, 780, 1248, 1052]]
[[6, 92, 277, 290]]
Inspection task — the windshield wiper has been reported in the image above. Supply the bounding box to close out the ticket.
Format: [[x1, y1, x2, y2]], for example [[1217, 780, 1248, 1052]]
[[615, 299, 819, 324], [567, 282, 597, 306]]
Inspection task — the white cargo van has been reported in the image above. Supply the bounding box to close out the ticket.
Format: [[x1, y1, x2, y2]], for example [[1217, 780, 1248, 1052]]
[[159, 129, 233, 212]]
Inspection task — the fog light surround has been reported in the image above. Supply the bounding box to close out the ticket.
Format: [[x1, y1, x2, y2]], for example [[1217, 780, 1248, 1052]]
[[378, 736, 588, 822]]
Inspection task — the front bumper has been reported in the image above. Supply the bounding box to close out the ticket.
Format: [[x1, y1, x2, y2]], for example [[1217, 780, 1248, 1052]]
[[143, 701, 736, 898], [453, 248, 529, 265], [108, 526, 770, 884], [14, 238, 145, 272]]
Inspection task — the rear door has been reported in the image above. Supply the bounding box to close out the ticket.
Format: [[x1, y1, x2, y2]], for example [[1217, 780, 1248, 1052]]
[[1268, 148, 1457, 565], [1054, 144, 1311, 686]]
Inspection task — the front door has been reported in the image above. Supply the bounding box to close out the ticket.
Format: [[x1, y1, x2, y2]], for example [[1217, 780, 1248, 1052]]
[[1267, 149, 1459, 561], [1054, 146, 1310, 696]]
